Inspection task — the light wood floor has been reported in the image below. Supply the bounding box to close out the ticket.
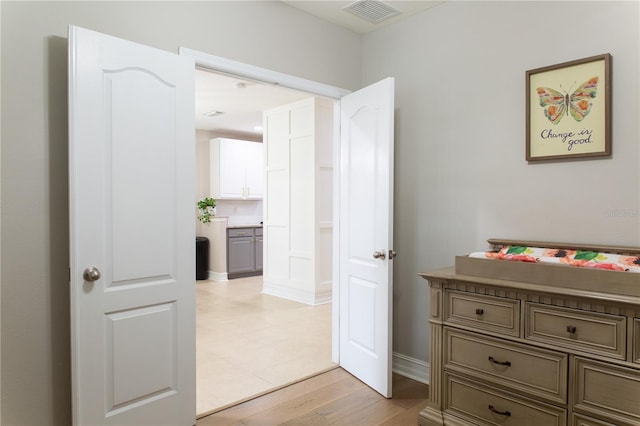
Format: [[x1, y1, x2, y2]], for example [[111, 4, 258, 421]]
[[197, 367, 429, 426], [197, 276, 335, 415]]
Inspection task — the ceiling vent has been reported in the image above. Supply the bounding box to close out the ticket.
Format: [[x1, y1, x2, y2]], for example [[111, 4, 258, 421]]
[[342, 0, 402, 23]]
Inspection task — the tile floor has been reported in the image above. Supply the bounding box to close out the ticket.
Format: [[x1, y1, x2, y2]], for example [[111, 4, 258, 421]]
[[196, 276, 335, 416]]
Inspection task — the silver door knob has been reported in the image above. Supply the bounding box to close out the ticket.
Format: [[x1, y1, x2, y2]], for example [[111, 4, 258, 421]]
[[388, 249, 397, 259], [83, 266, 101, 282], [373, 250, 386, 260]]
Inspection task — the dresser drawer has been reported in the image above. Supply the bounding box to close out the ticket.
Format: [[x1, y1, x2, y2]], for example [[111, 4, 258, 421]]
[[444, 327, 568, 404], [227, 227, 254, 237], [571, 413, 618, 426], [445, 290, 520, 337], [573, 357, 640, 426], [444, 373, 567, 426], [526, 303, 626, 360]]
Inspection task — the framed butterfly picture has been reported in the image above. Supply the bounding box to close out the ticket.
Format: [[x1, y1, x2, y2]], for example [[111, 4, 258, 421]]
[[526, 54, 611, 162]]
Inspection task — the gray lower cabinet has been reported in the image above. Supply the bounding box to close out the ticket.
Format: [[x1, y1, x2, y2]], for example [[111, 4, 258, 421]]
[[255, 227, 263, 271], [227, 227, 263, 279]]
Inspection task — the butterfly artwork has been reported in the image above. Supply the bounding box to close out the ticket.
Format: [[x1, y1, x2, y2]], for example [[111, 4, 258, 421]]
[[536, 77, 599, 124]]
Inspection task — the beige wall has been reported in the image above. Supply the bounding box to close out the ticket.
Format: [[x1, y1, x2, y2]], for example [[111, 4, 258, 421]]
[[0, 2, 361, 424], [195, 129, 215, 238], [362, 1, 640, 362]]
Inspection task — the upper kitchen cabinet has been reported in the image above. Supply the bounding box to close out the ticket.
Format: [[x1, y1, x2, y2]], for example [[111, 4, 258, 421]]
[[210, 138, 264, 200]]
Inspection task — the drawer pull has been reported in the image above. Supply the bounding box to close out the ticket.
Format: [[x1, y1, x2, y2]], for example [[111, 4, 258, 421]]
[[475, 308, 484, 315], [566, 325, 577, 334], [488, 405, 511, 417], [488, 356, 511, 367]]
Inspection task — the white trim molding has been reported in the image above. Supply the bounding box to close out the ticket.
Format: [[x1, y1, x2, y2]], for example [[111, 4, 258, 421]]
[[392, 352, 429, 385], [179, 48, 351, 100], [207, 271, 228, 282], [262, 280, 332, 306]]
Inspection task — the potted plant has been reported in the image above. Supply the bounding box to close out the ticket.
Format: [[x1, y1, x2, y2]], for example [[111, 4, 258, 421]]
[[197, 197, 216, 223]]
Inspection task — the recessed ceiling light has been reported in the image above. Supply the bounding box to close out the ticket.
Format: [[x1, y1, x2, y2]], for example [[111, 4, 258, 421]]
[[254, 125, 263, 132], [234, 82, 246, 89], [202, 110, 224, 117]]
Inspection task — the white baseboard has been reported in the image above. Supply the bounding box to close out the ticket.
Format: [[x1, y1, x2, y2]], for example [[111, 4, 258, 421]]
[[392, 352, 429, 385], [262, 281, 331, 305], [208, 271, 228, 282]]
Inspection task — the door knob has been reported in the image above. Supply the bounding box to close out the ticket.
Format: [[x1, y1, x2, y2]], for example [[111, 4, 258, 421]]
[[388, 249, 397, 259], [373, 250, 386, 260], [83, 266, 101, 282]]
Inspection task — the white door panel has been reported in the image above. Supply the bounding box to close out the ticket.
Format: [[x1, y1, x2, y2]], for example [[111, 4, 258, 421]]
[[339, 78, 394, 398], [69, 26, 195, 425]]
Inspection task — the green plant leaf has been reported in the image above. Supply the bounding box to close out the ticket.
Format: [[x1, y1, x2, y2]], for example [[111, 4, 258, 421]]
[[506, 246, 529, 254], [574, 251, 599, 261], [197, 197, 216, 210], [197, 197, 216, 223]]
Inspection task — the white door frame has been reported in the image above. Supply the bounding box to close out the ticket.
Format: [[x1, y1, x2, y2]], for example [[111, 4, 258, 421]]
[[179, 48, 350, 363]]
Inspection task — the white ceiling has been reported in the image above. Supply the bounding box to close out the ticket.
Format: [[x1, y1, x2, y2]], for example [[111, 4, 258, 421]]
[[281, 1, 443, 34], [195, 69, 310, 137], [195, 1, 443, 137]]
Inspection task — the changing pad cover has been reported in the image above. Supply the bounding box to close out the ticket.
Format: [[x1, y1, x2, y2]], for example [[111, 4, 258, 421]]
[[469, 246, 640, 273]]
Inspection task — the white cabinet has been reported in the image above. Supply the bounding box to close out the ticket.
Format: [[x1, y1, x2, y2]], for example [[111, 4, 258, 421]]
[[210, 138, 264, 199], [262, 97, 334, 305]]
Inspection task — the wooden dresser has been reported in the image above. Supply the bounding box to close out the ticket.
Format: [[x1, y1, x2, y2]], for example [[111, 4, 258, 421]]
[[419, 240, 640, 426]]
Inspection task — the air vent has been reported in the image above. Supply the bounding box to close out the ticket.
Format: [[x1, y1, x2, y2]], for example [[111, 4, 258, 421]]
[[342, 0, 401, 23]]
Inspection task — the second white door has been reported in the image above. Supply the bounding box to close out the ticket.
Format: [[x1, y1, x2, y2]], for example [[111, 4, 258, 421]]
[[339, 77, 395, 398]]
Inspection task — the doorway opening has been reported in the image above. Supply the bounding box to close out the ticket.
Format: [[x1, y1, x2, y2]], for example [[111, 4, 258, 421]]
[[192, 66, 340, 416]]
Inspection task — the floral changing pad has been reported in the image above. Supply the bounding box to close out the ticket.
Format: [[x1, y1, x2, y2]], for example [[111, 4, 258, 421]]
[[469, 246, 640, 273]]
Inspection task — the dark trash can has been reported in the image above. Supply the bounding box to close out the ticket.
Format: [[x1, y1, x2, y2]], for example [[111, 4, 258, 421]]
[[195, 237, 209, 280]]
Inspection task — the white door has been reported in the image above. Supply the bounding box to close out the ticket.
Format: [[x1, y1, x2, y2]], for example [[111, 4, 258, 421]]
[[339, 78, 395, 397], [68, 26, 196, 425]]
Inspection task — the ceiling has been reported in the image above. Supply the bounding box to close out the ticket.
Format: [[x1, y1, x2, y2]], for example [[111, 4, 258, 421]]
[[281, 0, 443, 34], [195, 1, 443, 137], [195, 69, 311, 137]]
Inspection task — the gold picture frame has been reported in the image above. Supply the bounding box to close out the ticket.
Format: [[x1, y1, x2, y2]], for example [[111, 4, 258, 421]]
[[526, 54, 611, 162]]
